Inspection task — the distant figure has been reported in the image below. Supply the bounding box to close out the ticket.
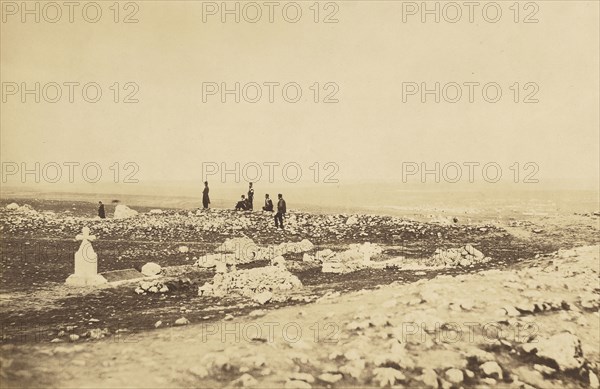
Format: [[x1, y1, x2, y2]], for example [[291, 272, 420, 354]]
[[247, 182, 254, 210], [274, 193, 286, 229], [98, 201, 105, 219], [202, 181, 210, 209], [262, 194, 273, 212], [235, 195, 248, 210]]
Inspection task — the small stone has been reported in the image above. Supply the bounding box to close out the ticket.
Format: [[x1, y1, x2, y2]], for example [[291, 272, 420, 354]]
[[141, 262, 162, 276], [249, 310, 266, 318], [445, 368, 464, 384], [69, 334, 79, 342], [154, 320, 162, 328], [318, 373, 343, 384], [480, 361, 503, 379], [372, 367, 405, 387], [224, 314, 234, 321], [174, 317, 190, 326], [481, 377, 497, 385], [253, 291, 273, 305]]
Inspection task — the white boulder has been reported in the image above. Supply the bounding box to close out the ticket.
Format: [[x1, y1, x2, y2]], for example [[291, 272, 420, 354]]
[[141, 262, 162, 276], [113, 204, 138, 219]]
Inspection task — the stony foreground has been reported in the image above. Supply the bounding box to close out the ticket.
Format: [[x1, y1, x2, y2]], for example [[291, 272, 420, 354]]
[[1, 245, 598, 388]]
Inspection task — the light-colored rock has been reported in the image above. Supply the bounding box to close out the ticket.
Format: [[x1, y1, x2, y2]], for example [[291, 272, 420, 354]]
[[6, 202, 19, 210], [271, 256, 286, 267], [253, 291, 273, 305], [174, 317, 190, 326], [445, 368, 464, 384], [346, 216, 358, 225], [113, 204, 138, 219], [318, 373, 342, 384], [373, 367, 405, 387], [288, 373, 315, 383], [418, 368, 439, 388], [523, 332, 584, 371], [141, 262, 161, 276], [480, 361, 503, 379], [178, 245, 189, 253]]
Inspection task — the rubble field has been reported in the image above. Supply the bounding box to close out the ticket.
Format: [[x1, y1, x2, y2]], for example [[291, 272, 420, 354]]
[[0, 198, 598, 388]]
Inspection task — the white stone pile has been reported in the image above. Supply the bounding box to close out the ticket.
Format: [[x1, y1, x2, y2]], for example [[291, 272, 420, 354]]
[[315, 242, 384, 274], [135, 279, 169, 294], [113, 204, 139, 219], [429, 244, 491, 267], [195, 238, 314, 268], [5, 202, 38, 215], [198, 264, 302, 303]]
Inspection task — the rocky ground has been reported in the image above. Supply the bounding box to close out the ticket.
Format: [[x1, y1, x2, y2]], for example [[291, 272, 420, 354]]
[[0, 198, 598, 388]]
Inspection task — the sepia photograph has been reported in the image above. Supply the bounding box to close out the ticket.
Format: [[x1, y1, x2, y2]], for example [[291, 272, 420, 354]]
[[0, 1, 599, 388]]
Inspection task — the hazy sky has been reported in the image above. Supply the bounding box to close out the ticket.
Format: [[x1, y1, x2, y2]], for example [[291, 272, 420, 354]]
[[1, 1, 598, 187]]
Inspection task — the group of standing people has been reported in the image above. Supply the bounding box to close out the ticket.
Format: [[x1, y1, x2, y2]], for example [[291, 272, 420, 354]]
[[202, 181, 287, 229]]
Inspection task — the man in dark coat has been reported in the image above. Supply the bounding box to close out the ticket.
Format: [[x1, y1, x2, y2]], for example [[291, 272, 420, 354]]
[[262, 194, 273, 212], [247, 182, 254, 210], [98, 201, 105, 219], [202, 181, 210, 209], [274, 193, 286, 229]]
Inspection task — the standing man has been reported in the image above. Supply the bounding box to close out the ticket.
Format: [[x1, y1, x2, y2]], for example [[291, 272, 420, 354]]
[[263, 194, 273, 211], [247, 182, 254, 210], [202, 181, 210, 209], [98, 201, 106, 219], [274, 193, 286, 229]]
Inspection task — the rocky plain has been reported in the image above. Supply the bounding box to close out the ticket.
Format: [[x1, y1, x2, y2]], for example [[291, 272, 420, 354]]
[[0, 197, 598, 388]]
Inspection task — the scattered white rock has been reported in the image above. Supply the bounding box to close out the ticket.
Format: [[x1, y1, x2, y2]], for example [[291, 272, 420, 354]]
[[480, 361, 503, 379], [428, 244, 490, 267], [141, 262, 162, 276], [445, 368, 464, 384], [174, 317, 190, 326], [346, 215, 358, 225], [253, 291, 273, 305], [372, 367, 405, 386], [523, 332, 584, 371], [199, 265, 302, 300], [289, 373, 315, 383], [113, 204, 138, 219], [318, 373, 342, 384]]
